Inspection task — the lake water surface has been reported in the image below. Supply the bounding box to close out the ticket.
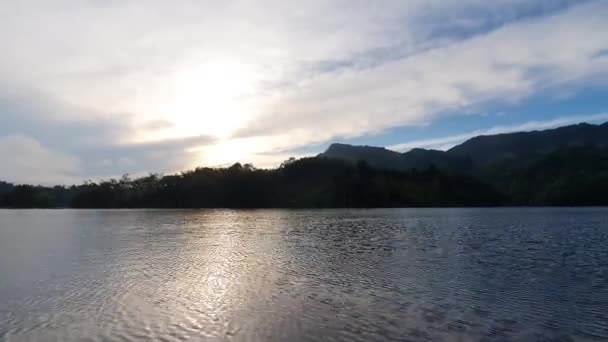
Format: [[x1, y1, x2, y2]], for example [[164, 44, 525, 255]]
[[1, 208, 607, 341]]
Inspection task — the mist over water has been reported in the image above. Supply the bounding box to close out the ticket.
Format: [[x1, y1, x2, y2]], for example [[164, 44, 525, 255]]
[[1, 208, 607, 341]]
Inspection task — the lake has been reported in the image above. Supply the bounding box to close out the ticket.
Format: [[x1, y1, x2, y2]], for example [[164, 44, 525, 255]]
[[0, 208, 607, 341]]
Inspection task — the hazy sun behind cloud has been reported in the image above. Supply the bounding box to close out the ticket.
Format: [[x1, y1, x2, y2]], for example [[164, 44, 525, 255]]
[[157, 60, 259, 139]]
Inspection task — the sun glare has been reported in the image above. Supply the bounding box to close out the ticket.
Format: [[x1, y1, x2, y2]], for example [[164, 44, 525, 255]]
[[161, 60, 256, 139], [203, 138, 260, 167]]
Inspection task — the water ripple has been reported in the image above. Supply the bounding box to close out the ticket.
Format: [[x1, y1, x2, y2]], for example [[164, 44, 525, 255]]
[[1, 208, 607, 341]]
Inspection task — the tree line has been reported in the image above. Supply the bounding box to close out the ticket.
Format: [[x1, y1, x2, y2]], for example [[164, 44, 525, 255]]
[[2, 145, 607, 209], [0, 157, 503, 208]]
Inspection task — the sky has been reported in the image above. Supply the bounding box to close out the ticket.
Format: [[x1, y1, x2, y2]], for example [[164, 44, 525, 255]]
[[1, 0, 608, 184]]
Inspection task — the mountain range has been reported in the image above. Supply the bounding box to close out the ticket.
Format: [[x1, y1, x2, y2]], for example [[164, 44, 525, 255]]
[[320, 122, 608, 171], [319, 122, 608, 205]]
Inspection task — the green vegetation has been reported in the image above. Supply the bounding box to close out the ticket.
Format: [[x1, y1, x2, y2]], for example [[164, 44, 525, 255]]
[[482, 144, 608, 206], [2, 122, 607, 208]]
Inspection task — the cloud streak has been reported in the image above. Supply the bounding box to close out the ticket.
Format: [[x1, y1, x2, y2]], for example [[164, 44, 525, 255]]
[[238, 1, 608, 148]]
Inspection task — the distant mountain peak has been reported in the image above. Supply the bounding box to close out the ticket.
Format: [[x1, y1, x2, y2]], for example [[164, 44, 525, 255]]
[[325, 143, 388, 152]]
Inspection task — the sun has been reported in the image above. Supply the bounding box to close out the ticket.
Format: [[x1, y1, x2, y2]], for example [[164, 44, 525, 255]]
[[131, 59, 264, 167], [203, 138, 257, 166], [160, 60, 256, 139]]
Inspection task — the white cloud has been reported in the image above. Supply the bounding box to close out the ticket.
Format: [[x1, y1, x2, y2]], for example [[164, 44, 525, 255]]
[[388, 112, 608, 151], [0, 136, 81, 185], [240, 1, 608, 151], [1, 1, 593, 128], [0, 0, 606, 180]]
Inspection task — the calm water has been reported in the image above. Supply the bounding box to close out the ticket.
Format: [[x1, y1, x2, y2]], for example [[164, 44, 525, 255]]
[[1, 209, 607, 342]]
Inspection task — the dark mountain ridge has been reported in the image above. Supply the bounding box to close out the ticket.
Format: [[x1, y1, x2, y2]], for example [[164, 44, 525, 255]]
[[318, 121, 608, 205], [322, 143, 407, 170], [448, 122, 608, 165], [320, 122, 608, 171]]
